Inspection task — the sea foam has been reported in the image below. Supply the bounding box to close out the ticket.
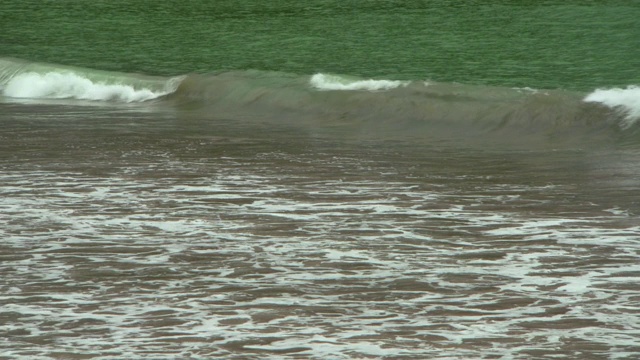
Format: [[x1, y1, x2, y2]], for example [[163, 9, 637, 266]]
[[2, 71, 169, 102], [584, 85, 640, 127], [310, 73, 409, 91]]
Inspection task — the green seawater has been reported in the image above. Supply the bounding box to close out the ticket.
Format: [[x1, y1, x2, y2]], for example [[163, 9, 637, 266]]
[[3, 3, 640, 359], [1, 0, 639, 90]]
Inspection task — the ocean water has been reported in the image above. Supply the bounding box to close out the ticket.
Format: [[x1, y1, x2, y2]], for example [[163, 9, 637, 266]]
[[1, 1, 640, 359]]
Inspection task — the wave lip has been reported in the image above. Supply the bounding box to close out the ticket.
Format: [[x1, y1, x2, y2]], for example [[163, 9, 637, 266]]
[[4, 71, 170, 102], [310, 73, 409, 91], [584, 86, 640, 128], [0, 57, 180, 103]]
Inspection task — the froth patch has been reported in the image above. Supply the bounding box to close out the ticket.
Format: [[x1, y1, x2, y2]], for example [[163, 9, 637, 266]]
[[3, 71, 168, 102], [584, 86, 640, 128], [310, 73, 409, 91]]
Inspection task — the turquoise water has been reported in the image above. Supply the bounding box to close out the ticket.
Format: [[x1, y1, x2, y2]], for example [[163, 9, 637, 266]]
[[2, 1, 639, 89]]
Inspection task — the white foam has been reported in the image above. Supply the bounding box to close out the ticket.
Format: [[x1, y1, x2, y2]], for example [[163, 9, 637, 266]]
[[2, 71, 169, 102], [310, 73, 409, 91], [583, 85, 640, 127], [2, 152, 640, 359]]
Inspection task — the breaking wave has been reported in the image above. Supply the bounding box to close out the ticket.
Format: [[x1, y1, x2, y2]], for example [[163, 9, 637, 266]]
[[3, 71, 170, 102], [167, 71, 634, 144], [2, 57, 639, 143], [310, 73, 409, 91], [0, 57, 178, 103], [584, 86, 640, 128]]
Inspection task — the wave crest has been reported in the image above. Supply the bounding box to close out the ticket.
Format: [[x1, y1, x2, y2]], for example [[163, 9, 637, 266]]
[[4, 71, 169, 102], [0, 57, 179, 103], [310, 73, 409, 91], [584, 86, 640, 128], [3, 57, 638, 145]]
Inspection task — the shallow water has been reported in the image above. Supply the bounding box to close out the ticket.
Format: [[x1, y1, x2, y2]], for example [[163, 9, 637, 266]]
[[1, 104, 639, 359]]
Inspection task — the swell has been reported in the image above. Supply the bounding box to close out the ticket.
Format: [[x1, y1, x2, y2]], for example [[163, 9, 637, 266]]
[[1, 57, 638, 145], [168, 71, 637, 145]]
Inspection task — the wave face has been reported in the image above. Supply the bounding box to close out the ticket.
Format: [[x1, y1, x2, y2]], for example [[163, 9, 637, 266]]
[[166, 71, 638, 145], [2, 57, 639, 145], [0, 58, 178, 103]]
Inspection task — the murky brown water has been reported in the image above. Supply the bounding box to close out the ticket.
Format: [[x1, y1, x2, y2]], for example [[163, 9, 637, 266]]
[[1, 103, 640, 359]]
